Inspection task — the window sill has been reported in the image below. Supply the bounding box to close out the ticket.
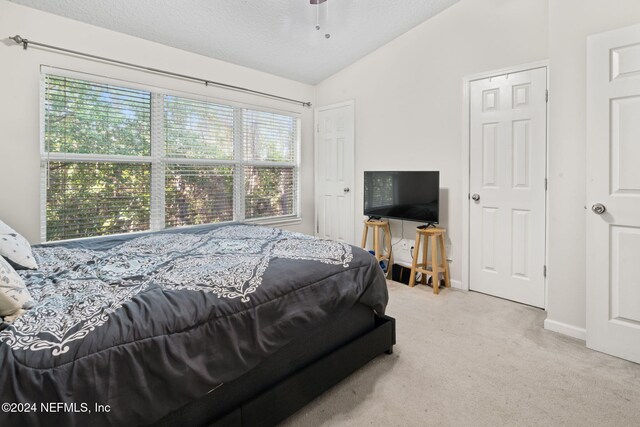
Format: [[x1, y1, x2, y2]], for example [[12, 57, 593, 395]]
[[245, 216, 303, 228]]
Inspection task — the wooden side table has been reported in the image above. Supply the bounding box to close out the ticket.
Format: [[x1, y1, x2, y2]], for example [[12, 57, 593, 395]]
[[361, 219, 393, 278], [408, 227, 451, 294]]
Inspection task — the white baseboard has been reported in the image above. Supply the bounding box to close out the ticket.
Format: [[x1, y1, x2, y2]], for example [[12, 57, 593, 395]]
[[450, 279, 464, 291], [544, 318, 586, 341]]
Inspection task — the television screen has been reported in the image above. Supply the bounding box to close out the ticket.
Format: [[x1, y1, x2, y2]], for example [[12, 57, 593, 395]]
[[364, 171, 439, 223]]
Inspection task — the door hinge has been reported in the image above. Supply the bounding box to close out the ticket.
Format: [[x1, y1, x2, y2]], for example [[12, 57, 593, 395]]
[[543, 265, 547, 278], [545, 90, 549, 103], [545, 178, 548, 191], [317, 124, 320, 133]]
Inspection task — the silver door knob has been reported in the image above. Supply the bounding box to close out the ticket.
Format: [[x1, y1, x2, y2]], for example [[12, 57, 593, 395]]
[[471, 193, 480, 201], [591, 203, 606, 215], [344, 187, 350, 193]]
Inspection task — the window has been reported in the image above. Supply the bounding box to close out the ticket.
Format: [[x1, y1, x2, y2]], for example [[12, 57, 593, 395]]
[[242, 109, 298, 220], [42, 74, 300, 241]]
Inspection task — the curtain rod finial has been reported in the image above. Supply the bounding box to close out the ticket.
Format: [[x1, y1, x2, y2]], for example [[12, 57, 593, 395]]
[[9, 35, 28, 49]]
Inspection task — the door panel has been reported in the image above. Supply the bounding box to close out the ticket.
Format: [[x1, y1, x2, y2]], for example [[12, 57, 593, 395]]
[[316, 103, 355, 244], [482, 123, 499, 187], [511, 209, 530, 279], [611, 226, 640, 323], [469, 67, 547, 308], [611, 43, 640, 79], [587, 23, 640, 363], [611, 96, 640, 192], [481, 207, 498, 272], [512, 120, 530, 188]]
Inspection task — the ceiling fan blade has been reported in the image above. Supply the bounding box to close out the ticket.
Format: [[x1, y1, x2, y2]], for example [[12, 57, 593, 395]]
[[310, 0, 327, 4]]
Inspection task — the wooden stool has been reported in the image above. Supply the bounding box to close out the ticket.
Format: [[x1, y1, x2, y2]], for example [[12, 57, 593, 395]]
[[408, 227, 451, 294], [361, 219, 393, 279]]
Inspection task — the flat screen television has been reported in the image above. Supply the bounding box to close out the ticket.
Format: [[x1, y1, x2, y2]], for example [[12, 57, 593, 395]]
[[364, 171, 439, 224]]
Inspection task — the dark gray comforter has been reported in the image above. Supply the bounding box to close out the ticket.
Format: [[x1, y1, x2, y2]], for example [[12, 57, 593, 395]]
[[0, 223, 388, 426]]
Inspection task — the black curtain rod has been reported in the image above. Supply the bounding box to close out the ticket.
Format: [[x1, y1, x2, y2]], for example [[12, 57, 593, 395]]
[[8, 35, 312, 108]]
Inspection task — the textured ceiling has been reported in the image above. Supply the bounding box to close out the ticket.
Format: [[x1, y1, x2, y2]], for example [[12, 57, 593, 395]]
[[9, 0, 459, 84]]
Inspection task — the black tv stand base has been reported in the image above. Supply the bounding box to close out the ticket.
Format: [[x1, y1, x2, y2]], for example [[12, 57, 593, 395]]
[[417, 223, 436, 229], [367, 216, 382, 221]]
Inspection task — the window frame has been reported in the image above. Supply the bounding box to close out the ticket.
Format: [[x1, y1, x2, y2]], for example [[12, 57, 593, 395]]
[[40, 68, 302, 242]]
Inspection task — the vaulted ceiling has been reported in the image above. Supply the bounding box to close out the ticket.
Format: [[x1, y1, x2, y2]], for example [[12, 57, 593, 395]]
[[9, 0, 459, 84]]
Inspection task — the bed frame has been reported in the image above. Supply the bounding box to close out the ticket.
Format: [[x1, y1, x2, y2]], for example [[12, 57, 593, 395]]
[[154, 313, 395, 427]]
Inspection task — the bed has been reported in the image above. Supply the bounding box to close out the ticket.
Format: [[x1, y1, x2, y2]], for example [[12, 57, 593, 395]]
[[0, 223, 394, 426]]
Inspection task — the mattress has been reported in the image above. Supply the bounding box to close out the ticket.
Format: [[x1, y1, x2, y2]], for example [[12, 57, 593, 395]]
[[0, 223, 388, 426]]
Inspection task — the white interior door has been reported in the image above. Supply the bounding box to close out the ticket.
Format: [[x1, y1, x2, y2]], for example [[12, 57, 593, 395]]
[[587, 23, 640, 363], [469, 68, 547, 308], [315, 102, 355, 244]]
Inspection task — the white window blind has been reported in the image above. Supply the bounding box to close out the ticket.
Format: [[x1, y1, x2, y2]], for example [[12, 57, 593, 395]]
[[165, 164, 234, 227], [164, 96, 234, 160], [42, 73, 300, 241], [242, 110, 298, 220], [242, 109, 296, 163], [43, 75, 153, 240], [46, 162, 151, 240], [244, 166, 296, 220]]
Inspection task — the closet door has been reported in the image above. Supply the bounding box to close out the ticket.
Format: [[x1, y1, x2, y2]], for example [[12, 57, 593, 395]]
[[587, 23, 640, 363], [469, 67, 547, 308], [315, 102, 355, 244]]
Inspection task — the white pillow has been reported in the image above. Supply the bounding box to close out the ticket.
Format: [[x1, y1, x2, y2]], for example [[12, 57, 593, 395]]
[[0, 256, 34, 320], [0, 220, 38, 270]]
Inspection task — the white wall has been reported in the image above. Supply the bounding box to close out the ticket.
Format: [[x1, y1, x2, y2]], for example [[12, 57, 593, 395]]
[[545, 0, 640, 337], [316, 0, 640, 337], [5, 0, 640, 338], [315, 0, 548, 284], [0, 0, 315, 243]]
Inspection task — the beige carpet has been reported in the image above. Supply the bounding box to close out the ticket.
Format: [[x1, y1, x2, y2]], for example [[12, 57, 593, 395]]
[[282, 281, 640, 426]]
